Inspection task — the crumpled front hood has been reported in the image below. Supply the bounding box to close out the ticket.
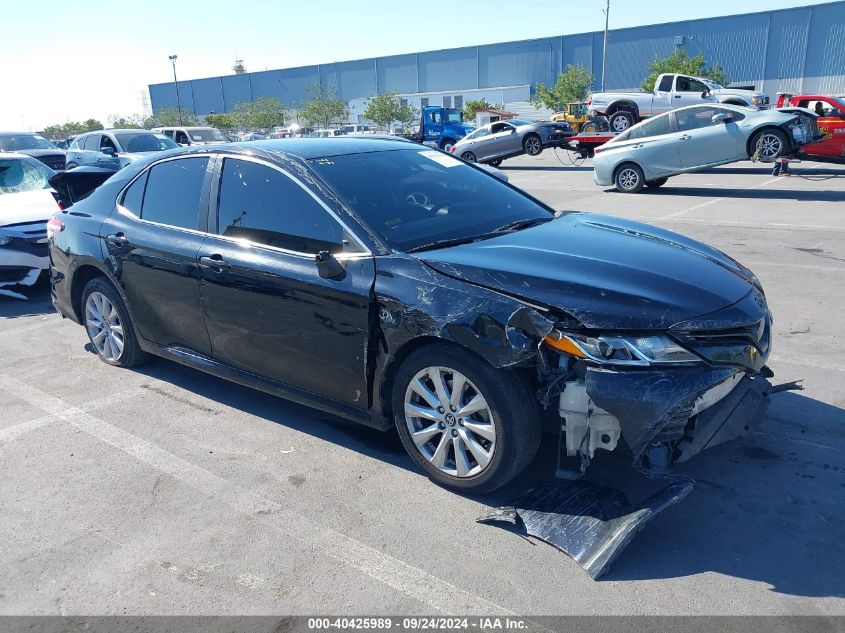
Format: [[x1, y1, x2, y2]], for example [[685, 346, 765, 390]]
[[0, 189, 59, 228], [421, 213, 756, 330]]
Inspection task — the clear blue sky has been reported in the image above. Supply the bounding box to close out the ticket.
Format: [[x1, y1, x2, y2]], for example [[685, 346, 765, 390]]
[[3, 0, 830, 130]]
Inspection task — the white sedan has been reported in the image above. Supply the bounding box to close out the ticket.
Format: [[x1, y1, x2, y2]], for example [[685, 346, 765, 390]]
[[0, 153, 60, 298]]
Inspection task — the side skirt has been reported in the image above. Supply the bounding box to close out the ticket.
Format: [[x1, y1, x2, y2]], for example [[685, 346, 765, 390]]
[[137, 339, 391, 431]]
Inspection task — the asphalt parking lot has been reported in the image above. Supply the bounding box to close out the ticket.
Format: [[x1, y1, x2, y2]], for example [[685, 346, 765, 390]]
[[1, 154, 844, 616]]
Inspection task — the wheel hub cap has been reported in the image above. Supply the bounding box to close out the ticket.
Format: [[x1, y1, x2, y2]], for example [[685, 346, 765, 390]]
[[404, 366, 496, 478], [85, 291, 124, 362]]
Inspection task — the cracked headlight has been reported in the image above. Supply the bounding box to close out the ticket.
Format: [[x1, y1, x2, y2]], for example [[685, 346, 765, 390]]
[[544, 332, 702, 366]]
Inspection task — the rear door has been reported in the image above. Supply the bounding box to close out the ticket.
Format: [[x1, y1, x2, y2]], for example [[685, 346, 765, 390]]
[[197, 155, 375, 407], [624, 113, 681, 177], [101, 155, 213, 355], [675, 106, 743, 168]]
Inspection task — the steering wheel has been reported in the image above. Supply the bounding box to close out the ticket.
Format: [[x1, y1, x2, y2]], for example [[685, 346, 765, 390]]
[[404, 191, 434, 209]]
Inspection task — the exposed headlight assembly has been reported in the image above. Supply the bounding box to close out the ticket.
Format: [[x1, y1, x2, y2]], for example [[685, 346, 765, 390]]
[[544, 331, 703, 365], [752, 96, 763, 106]]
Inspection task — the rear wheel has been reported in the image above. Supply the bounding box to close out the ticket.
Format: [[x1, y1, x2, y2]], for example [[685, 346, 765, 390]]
[[461, 151, 476, 162], [614, 163, 645, 193], [609, 110, 635, 133], [440, 138, 456, 152], [523, 134, 542, 156], [581, 121, 598, 133], [82, 277, 148, 368], [751, 128, 788, 161], [392, 344, 540, 493], [646, 177, 668, 188]]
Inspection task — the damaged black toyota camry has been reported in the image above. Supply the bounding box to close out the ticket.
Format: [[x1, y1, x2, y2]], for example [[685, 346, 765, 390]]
[[49, 138, 775, 493]]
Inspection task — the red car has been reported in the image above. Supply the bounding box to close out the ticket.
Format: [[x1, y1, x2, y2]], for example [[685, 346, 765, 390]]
[[777, 93, 845, 162]]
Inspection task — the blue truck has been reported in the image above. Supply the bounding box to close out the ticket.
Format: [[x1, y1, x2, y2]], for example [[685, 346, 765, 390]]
[[407, 106, 475, 151]]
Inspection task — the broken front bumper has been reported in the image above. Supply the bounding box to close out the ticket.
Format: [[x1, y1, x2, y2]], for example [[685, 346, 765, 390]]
[[583, 366, 772, 469], [0, 244, 48, 298]]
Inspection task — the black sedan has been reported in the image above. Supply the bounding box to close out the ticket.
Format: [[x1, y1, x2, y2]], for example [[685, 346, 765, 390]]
[[49, 138, 775, 492]]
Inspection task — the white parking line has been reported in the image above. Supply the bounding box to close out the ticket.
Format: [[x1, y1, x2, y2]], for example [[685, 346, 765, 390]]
[[0, 374, 514, 616], [658, 177, 781, 220]]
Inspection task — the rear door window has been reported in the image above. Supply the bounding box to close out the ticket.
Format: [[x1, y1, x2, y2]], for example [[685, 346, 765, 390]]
[[120, 172, 148, 216], [139, 157, 208, 229], [628, 114, 672, 139], [216, 158, 345, 254]]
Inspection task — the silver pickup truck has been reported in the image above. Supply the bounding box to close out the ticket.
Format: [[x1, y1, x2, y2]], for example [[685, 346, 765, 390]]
[[589, 73, 770, 132]]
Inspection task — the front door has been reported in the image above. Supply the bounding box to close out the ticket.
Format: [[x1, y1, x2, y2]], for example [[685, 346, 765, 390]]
[[198, 156, 374, 407], [101, 155, 213, 355], [675, 106, 742, 168]]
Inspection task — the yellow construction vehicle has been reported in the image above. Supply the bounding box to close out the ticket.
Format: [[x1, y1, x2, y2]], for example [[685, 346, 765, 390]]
[[551, 102, 607, 134]]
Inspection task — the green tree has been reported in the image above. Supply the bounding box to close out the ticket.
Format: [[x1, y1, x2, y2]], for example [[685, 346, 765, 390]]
[[461, 98, 503, 122], [230, 97, 288, 130], [362, 91, 417, 131], [42, 119, 105, 139], [205, 113, 236, 130], [640, 50, 729, 92], [108, 114, 144, 129], [149, 107, 199, 127], [533, 65, 594, 113], [298, 84, 348, 128]]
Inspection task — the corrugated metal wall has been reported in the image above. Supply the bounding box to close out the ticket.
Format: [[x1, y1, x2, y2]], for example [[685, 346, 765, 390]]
[[150, 1, 845, 115]]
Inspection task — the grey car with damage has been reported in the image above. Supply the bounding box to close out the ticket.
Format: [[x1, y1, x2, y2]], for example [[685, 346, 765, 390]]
[[449, 119, 573, 165]]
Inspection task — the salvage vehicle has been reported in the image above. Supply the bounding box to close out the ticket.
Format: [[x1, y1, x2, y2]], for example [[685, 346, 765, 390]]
[[593, 104, 821, 193], [0, 131, 67, 172], [589, 73, 770, 132], [776, 93, 845, 163], [51, 138, 777, 493], [151, 126, 229, 146], [66, 130, 179, 171], [0, 154, 60, 298], [449, 118, 573, 165]]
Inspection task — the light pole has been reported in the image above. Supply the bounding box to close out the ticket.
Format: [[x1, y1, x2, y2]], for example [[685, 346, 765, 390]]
[[168, 54, 183, 126], [601, 0, 610, 91]]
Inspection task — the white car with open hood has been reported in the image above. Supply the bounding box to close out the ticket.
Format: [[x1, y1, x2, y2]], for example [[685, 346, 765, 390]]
[[0, 153, 60, 299]]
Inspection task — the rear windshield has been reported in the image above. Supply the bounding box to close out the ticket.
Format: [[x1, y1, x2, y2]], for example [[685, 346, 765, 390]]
[[0, 157, 54, 195], [309, 148, 551, 252], [0, 134, 57, 151], [114, 133, 178, 153]]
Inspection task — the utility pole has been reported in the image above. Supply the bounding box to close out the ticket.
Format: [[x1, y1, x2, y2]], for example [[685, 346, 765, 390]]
[[601, 0, 610, 91], [169, 54, 183, 125]]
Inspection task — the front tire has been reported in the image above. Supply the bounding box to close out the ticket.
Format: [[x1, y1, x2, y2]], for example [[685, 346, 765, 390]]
[[440, 138, 456, 152], [82, 277, 148, 367], [609, 110, 635, 133], [392, 344, 540, 493], [614, 163, 645, 193], [522, 134, 542, 156], [751, 128, 788, 162]]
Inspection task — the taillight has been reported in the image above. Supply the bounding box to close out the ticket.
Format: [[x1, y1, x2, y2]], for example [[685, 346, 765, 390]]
[[47, 216, 64, 239], [450, 146, 457, 153]]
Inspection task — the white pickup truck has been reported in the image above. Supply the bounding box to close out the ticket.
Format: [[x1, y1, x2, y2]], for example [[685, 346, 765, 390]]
[[589, 73, 770, 132]]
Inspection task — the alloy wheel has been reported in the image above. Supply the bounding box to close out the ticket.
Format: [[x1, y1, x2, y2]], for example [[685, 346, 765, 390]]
[[618, 167, 640, 190], [758, 133, 783, 160], [612, 116, 630, 132], [525, 136, 541, 155], [403, 366, 496, 478], [85, 291, 124, 362]]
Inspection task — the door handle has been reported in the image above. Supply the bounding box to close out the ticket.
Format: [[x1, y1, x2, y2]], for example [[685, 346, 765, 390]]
[[679, 134, 692, 140], [674, 95, 682, 98], [106, 233, 128, 247], [199, 255, 231, 271]]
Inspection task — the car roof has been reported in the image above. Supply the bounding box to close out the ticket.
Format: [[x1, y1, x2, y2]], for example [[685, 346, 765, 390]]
[[231, 137, 422, 159]]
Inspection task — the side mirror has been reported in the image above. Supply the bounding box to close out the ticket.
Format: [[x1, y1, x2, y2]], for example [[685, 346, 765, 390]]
[[711, 113, 732, 124], [315, 250, 346, 280], [101, 146, 116, 156], [701, 89, 711, 99]]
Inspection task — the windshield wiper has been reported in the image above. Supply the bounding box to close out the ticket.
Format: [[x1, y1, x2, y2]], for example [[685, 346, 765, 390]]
[[406, 234, 497, 253], [491, 216, 553, 233]]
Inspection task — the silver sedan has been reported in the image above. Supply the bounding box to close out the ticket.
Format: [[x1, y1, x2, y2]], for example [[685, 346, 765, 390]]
[[593, 104, 821, 193], [450, 119, 572, 165]]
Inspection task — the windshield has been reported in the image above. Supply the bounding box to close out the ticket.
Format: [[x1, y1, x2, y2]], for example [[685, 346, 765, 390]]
[[702, 79, 724, 90], [0, 157, 54, 195], [189, 128, 227, 142], [445, 111, 463, 124], [114, 133, 178, 152], [0, 134, 58, 151], [309, 148, 552, 252]]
